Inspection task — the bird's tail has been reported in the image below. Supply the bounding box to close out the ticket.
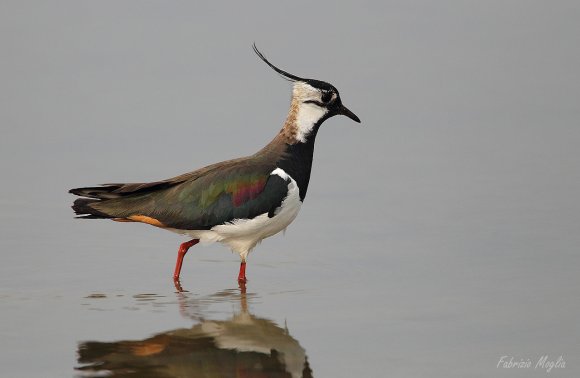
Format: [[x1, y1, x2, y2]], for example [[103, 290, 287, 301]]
[[69, 185, 127, 200], [69, 179, 180, 220], [69, 184, 129, 219], [71, 198, 112, 219]]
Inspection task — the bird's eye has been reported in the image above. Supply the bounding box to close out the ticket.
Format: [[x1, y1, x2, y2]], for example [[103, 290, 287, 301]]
[[321, 91, 333, 103]]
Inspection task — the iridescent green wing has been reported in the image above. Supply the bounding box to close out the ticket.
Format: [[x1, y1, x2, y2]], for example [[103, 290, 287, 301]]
[[97, 162, 290, 230]]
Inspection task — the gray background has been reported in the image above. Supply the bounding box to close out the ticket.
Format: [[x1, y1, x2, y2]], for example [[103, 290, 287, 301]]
[[1, 1, 579, 377]]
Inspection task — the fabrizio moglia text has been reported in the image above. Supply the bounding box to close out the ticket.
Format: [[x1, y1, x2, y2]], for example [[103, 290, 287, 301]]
[[497, 355, 565, 373]]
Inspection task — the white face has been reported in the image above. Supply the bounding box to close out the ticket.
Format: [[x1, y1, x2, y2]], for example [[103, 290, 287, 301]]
[[292, 82, 336, 142]]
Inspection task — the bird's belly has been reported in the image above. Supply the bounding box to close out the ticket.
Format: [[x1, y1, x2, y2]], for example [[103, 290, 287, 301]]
[[182, 172, 302, 258]]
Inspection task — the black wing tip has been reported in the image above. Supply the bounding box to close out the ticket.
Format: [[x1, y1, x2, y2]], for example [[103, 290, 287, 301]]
[[68, 184, 124, 199], [69, 186, 102, 197]]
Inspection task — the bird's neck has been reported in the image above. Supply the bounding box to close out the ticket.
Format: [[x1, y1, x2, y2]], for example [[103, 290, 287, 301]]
[[277, 136, 317, 201], [279, 98, 327, 144], [267, 98, 327, 201]]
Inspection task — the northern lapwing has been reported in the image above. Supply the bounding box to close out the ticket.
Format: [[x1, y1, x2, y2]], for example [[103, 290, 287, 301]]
[[69, 44, 360, 286]]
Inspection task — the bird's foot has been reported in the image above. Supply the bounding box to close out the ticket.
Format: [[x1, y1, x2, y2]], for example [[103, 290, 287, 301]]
[[173, 277, 185, 292]]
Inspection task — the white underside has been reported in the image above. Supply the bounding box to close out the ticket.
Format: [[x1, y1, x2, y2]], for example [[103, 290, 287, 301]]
[[169, 168, 301, 260], [199, 313, 306, 378]]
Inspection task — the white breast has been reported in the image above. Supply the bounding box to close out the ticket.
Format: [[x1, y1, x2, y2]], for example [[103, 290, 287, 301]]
[[181, 168, 302, 260]]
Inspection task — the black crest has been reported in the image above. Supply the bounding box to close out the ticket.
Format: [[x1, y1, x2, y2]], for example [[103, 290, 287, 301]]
[[253, 43, 305, 82], [253, 44, 336, 93]]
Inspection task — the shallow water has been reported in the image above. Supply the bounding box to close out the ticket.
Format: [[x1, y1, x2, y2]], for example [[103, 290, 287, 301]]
[[1, 192, 579, 377]]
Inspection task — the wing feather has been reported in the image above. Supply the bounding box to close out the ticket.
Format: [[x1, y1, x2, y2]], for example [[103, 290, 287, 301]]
[[90, 162, 290, 230]]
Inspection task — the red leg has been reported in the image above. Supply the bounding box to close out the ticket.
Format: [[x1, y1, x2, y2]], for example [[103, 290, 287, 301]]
[[173, 239, 199, 280], [237, 261, 247, 283]]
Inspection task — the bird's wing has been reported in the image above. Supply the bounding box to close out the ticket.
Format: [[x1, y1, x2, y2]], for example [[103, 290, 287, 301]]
[[89, 161, 291, 230], [69, 156, 252, 199]]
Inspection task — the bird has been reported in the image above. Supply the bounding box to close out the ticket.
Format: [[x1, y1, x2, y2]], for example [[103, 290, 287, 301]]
[[69, 44, 360, 286]]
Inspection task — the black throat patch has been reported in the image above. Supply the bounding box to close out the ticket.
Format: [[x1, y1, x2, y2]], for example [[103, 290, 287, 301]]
[[276, 118, 326, 202]]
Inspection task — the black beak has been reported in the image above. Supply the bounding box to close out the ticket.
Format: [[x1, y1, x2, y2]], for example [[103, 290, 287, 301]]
[[339, 104, 361, 123]]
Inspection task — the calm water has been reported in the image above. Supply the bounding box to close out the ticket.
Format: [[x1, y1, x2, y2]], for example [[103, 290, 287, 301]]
[[1, 172, 578, 377], [2, 1, 580, 377]]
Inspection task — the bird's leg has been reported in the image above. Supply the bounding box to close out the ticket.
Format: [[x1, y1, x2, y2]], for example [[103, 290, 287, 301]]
[[174, 279, 184, 293], [173, 239, 199, 282], [237, 259, 247, 284]]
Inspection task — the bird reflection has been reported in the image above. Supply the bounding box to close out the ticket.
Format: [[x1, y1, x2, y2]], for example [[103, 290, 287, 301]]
[[76, 285, 313, 377]]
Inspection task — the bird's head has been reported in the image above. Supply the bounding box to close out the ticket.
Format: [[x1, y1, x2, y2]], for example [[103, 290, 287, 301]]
[[253, 44, 360, 142]]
